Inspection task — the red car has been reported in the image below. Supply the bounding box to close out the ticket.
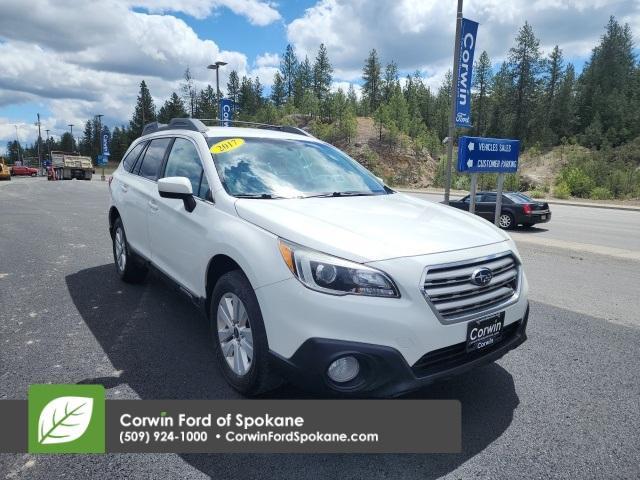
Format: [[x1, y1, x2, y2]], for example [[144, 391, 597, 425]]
[[10, 165, 38, 177]]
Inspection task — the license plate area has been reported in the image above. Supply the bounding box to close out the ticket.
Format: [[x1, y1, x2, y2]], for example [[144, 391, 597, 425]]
[[466, 312, 505, 353]]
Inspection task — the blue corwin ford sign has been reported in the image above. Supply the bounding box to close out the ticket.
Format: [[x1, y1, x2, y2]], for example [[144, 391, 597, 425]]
[[457, 136, 520, 173], [220, 98, 234, 127], [455, 18, 479, 128], [101, 127, 110, 157]]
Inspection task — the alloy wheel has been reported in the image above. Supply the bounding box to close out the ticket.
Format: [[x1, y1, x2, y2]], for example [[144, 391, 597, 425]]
[[114, 227, 127, 272], [499, 214, 512, 229], [217, 292, 253, 376]]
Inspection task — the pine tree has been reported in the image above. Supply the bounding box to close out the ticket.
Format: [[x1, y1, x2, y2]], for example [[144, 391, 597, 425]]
[[280, 44, 298, 100], [488, 62, 514, 138], [60, 132, 74, 152], [181, 67, 198, 117], [129, 80, 156, 138], [226, 70, 240, 111], [80, 120, 93, 156], [196, 85, 217, 119], [157, 92, 188, 123], [294, 56, 313, 107], [473, 51, 493, 136], [382, 61, 399, 103], [508, 22, 542, 142], [362, 49, 382, 114], [576, 16, 637, 146], [271, 72, 286, 107], [312, 44, 333, 102], [347, 84, 358, 112], [556, 63, 576, 139]]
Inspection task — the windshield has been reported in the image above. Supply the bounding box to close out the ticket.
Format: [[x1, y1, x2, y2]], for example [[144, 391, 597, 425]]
[[208, 136, 387, 199]]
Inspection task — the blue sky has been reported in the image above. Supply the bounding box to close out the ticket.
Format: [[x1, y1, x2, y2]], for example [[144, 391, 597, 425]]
[[0, 0, 638, 153]]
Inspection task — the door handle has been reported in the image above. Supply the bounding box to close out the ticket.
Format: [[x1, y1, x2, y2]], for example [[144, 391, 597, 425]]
[[148, 200, 158, 212], [120, 184, 128, 193]]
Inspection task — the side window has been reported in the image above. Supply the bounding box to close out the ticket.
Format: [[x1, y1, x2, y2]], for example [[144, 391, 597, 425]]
[[138, 138, 172, 181], [163, 138, 209, 199], [122, 142, 146, 172], [482, 193, 497, 202]]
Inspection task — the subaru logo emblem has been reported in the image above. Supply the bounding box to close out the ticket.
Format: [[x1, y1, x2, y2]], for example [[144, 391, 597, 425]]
[[471, 267, 493, 286]]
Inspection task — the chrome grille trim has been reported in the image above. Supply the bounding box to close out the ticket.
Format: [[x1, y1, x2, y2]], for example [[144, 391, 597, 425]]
[[420, 251, 521, 324]]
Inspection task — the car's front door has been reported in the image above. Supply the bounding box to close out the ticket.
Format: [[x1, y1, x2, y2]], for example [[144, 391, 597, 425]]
[[148, 137, 213, 296]]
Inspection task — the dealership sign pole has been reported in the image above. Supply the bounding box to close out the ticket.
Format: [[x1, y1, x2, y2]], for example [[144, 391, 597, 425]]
[[445, 4, 479, 205], [457, 136, 520, 223]]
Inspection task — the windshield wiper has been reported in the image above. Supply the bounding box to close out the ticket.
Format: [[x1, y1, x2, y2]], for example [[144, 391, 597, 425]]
[[234, 193, 284, 199], [303, 191, 380, 198]]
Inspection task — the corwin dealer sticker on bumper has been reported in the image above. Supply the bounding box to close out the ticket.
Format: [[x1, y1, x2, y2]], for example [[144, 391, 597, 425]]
[[466, 313, 504, 352]]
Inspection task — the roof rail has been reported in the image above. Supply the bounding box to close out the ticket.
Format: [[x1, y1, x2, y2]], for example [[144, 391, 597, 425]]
[[141, 118, 208, 136], [198, 118, 314, 138]]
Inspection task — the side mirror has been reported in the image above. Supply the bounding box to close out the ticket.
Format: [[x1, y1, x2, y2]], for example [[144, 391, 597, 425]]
[[158, 177, 196, 212]]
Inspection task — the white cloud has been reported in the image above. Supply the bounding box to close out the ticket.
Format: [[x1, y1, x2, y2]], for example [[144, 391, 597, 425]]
[[287, 0, 640, 81], [128, 0, 281, 25], [0, 0, 271, 146]]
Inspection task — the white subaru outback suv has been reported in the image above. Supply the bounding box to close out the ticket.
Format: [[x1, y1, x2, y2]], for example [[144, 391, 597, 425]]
[[108, 118, 529, 397]]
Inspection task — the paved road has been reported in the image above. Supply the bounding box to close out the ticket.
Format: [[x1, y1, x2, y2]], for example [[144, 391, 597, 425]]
[[1, 178, 639, 479], [409, 192, 640, 253]]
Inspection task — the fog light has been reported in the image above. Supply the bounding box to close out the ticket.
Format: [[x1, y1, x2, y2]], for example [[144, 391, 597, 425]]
[[327, 356, 360, 383]]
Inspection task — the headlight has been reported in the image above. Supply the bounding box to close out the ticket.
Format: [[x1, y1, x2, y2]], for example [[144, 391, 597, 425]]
[[278, 239, 400, 298]]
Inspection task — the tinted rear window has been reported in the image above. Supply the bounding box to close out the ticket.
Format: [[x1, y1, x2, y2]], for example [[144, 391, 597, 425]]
[[122, 142, 146, 172], [138, 138, 172, 180], [505, 193, 533, 203]]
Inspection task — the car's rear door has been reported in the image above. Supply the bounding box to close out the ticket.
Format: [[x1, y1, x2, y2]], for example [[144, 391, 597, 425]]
[[477, 193, 497, 220], [148, 136, 213, 295], [121, 137, 172, 260]]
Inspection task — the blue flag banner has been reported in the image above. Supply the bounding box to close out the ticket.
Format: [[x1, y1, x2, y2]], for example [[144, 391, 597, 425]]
[[455, 18, 479, 128], [219, 98, 234, 127], [457, 136, 520, 173], [101, 127, 110, 157]]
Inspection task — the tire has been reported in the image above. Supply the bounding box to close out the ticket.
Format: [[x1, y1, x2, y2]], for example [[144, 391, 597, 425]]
[[210, 270, 281, 396], [498, 212, 515, 230], [112, 217, 148, 283]]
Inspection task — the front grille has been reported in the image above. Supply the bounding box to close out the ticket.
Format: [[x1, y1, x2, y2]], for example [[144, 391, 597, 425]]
[[412, 320, 521, 377], [421, 253, 519, 321]]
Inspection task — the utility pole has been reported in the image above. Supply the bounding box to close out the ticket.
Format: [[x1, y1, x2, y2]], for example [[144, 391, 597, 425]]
[[444, 0, 463, 205], [95, 114, 105, 181], [207, 60, 227, 122], [35, 113, 42, 175], [68, 124, 74, 152]]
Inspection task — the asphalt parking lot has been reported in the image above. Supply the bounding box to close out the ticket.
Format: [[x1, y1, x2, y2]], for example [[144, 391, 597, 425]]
[[1, 177, 639, 479]]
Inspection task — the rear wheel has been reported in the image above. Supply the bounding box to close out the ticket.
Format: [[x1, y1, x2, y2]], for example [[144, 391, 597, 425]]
[[498, 212, 514, 230], [112, 217, 148, 283], [210, 270, 280, 396]]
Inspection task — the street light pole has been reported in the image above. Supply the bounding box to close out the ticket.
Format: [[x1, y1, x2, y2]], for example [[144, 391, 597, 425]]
[[14, 125, 23, 164], [95, 114, 105, 181], [45, 129, 52, 173], [207, 60, 227, 122], [35, 113, 42, 175], [68, 124, 74, 152]]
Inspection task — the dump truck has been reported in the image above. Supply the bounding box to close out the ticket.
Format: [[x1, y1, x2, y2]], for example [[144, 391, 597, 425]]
[[51, 151, 93, 180], [0, 157, 11, 181]]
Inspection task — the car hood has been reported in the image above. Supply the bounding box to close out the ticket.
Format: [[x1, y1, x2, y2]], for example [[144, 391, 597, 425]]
[[235, 193, 508, 262]]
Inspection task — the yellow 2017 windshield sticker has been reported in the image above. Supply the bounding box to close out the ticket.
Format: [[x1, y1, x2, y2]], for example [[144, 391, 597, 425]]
[[210, 138, 245, 154]]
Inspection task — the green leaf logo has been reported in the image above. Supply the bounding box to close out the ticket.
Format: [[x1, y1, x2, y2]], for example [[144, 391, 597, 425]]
[[37, 396, 94, 445]]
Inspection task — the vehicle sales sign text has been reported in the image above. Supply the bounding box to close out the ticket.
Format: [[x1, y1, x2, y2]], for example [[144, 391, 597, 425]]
[[457, 136, 520, 173]]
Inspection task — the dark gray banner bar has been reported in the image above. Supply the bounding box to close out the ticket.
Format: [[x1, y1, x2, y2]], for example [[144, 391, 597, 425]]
[[0, 400, 460, 453], [0, 401, 27, 453], [106, 400, 460, 453]]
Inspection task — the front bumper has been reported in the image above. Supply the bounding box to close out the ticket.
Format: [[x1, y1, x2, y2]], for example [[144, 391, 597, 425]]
[[271, 304, 529, 397]]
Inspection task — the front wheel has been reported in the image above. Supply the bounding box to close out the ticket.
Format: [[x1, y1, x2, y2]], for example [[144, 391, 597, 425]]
[[210, 270, 280, 396], [498, 212, 514, 230], [112, 217, 148, 283]]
